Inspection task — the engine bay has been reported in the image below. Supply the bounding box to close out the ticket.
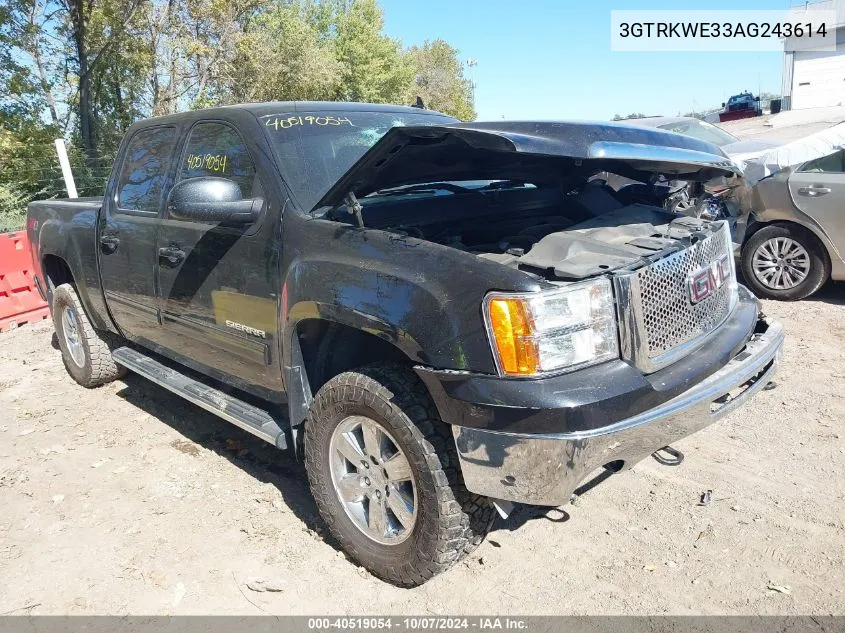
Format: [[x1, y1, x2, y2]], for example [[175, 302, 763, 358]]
[[351, 178, 728, 281]]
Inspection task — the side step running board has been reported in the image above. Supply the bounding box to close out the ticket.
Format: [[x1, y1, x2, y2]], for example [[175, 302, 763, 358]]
[[112, 346, 287, 449]]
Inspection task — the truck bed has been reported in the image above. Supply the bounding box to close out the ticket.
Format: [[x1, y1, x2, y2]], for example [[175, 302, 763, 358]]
[[26, 196, 107, 327], [28, 197, 103, 217]]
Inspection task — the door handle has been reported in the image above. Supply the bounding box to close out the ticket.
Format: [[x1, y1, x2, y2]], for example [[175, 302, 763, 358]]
[[100, 234, 120, 252], [798, 186, 832, 197], [158, 246, 186, 267]]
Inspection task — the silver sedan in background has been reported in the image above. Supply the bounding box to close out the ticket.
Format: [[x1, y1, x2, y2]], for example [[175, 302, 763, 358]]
[[744, 149, 845, 300]]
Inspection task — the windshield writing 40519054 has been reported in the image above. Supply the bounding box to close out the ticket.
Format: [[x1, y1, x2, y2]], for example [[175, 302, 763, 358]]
[[265, 115, 353, 130]]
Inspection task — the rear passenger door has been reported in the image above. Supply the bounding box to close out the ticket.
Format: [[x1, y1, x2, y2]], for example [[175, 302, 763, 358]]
[[99, 125, 178, 344], [155, 120, 282, 393]]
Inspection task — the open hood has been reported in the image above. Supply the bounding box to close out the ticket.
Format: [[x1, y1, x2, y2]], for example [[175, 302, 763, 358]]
[[312, 120, 742, 211]]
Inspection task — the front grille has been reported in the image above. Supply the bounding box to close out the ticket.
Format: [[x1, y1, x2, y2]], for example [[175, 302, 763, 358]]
[[615, 222, 737, 373]]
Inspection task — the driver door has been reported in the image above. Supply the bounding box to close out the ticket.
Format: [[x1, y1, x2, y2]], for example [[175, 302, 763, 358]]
[[155, 120, 282, 392]]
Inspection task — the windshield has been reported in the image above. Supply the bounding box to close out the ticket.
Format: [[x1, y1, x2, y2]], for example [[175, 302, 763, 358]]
[[261, 110, 458, 210], [728, 94, 751, 104], [658, 120, 738, 147]]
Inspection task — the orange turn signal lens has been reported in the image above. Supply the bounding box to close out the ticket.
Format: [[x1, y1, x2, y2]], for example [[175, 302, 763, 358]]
[[487, 297, 540, 375]]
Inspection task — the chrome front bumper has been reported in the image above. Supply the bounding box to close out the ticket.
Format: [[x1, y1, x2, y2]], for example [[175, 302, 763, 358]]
[[452, 318, 784, 506]]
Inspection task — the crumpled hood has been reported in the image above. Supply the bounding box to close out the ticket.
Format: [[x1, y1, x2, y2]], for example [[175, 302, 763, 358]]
[[722, 138, 782, 175], [739, 122, 845, 185], [313, 120, 742, 210]]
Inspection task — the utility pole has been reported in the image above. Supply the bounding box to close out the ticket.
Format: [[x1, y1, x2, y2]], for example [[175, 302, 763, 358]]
[[466, 57, 478, 104]]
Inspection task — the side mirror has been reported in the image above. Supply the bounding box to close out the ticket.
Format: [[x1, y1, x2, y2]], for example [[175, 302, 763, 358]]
[[721, 102, 725, 107], [167, 177, 263, 225], [755, 96, 760, 101]]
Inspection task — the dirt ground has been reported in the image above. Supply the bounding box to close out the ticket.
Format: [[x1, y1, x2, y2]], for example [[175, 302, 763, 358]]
[[1, 286, 844, 615], [719, 104, 845, 145]]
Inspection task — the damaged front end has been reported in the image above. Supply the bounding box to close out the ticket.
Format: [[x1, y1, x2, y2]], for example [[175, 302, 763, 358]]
[[307, 119, 783, 506], [310, 121, 755, 380], [314, 120, 746, 285]]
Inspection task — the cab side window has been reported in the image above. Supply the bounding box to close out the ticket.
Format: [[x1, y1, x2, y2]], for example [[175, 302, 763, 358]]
[[117, 126, 177, 213], [179, 122, 259, 197], [799, 150, 845, 173]]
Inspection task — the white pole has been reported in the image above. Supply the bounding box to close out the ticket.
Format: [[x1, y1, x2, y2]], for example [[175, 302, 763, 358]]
[[54, 138, 78, 199]]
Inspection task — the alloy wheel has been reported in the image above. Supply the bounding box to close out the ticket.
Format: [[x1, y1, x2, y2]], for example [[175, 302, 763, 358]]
[[328, 415, 417, 544], [751, 237, 810, 290], [61, 305, 86, 368]]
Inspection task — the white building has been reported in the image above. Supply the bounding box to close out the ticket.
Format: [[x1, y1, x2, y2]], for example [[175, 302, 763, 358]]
[[782, 0, 845, 109]]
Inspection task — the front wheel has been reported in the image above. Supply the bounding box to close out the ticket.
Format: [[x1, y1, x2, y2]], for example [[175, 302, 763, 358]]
[[305, 363, 495, 587], [741, 224, 830, 301]]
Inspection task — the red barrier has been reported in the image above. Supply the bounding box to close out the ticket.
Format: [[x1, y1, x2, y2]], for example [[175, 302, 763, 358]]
[[0, 231, 50, 332]]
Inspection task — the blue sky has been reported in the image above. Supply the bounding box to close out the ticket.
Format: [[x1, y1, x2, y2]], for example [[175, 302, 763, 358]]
[[380, 0, 792, 121]]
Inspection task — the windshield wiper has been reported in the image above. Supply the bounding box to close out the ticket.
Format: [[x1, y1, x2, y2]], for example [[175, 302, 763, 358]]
[[478, 180, 527, 191], [370, 182, 476, 197]]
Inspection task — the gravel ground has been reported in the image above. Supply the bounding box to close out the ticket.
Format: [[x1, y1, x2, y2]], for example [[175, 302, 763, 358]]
[[0, 283, 843, 615]]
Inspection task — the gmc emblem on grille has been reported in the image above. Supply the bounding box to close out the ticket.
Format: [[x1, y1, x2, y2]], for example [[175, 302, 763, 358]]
[[688, 255, 731, 304]]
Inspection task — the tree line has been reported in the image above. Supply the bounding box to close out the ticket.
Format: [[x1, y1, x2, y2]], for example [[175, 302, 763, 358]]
[[0, 0, 475, 230]]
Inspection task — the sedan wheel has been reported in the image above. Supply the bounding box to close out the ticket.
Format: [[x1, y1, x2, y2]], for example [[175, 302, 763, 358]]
[[751, 237, 810, 290], [741, 224, 830, 301]]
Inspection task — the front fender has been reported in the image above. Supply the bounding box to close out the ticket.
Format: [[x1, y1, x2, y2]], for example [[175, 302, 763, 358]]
[[281, 302, 423, 428], [277, 214, 547, 427], [280, 217, 544, 374], [286, 300, 425, 361]]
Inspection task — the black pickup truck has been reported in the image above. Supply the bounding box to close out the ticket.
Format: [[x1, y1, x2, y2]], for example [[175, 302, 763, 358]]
[[27, 102, 783, 586]]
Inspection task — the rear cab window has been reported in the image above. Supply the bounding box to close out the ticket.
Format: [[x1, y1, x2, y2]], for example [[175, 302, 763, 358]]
[[116, 126, 178, 214]]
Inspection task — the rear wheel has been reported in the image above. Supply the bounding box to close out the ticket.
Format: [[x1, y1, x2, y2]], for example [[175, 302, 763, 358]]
[[305, 363, 495, 587], [52, 283, 126, 387], [741, 224, 830, 301]]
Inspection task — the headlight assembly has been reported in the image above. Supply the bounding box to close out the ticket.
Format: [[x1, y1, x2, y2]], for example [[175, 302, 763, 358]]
[[483, 278, 619, 377]]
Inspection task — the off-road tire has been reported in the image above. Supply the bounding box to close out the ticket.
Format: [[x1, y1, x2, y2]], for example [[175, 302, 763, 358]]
[[305, 363, 495, 587], [741, 224, 830, 301], [52, 283, 127, 388]]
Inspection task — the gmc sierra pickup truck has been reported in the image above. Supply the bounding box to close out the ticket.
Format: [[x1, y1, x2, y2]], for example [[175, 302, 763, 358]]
[[27, 102, 784, 586]]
